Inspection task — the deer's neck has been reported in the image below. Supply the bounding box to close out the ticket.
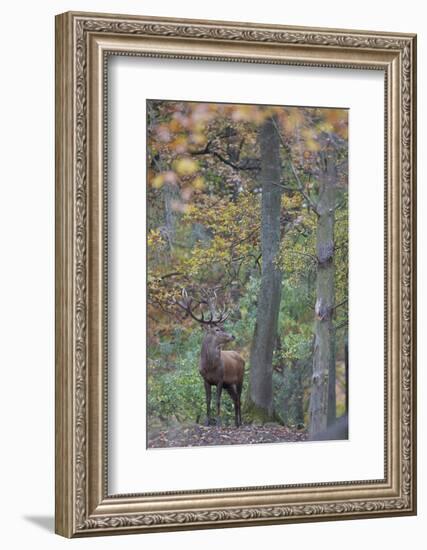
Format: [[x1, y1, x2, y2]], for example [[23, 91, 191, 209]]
[[201, 337, 221, 370]]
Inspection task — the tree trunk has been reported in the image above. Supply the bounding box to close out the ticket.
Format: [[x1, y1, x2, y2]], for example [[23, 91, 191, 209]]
[[327, 325, 337, 426], [293, 360, 305, 428], [245, 117, 283, 423], [147, 101, 179, 252], [163, 182, 179, 251], [344, 337, 349, 415], [309, 153, 337, 437]]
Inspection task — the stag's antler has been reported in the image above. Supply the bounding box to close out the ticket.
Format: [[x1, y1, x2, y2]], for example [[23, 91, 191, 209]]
[[174, 288, 229, 326]]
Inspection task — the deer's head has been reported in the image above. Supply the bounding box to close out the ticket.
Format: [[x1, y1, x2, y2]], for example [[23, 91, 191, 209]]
[[204, 324, 235, 345], [173, 288, 232, 346]]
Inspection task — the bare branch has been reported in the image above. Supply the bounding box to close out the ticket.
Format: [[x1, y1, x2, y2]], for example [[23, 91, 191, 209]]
[[271, 117, 319, 214], [286, 250, 318, 263], [333, 299, 348, 311], [191, 142, 260, 171], [272, 182, 297, 192], [335, 320, 348, 331], [335, 197, 348, 210], [160, 271, 182, 279]]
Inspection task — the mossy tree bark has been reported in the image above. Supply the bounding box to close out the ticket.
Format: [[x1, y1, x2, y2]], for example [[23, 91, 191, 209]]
[[245, 116, 283, 424], [327, 324, 337, 426], [292, 360, 305, 428], [309, 152, 337, 437]]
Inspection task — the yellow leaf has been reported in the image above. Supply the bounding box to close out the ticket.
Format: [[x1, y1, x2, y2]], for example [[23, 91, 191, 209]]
[[190, 133, 206, 146], [302, 128, 320, 152], [317, 121, 334, 134], [306, 139, 320, 152], [192, 176, 205, 190], [151, 171, 177, 188], [151, 173, 165, 188], [173, 158, 199, 176]]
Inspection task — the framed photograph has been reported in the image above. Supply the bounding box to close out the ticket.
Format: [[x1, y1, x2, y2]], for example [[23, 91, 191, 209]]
[[55, 11, 417, 537]]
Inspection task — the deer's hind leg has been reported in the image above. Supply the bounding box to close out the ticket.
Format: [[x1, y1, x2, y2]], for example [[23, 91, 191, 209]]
[[215, 381, 223, 427], [224, 384, 240, 427], [236, 382, 243, 426], [204, 381, 212, 426]]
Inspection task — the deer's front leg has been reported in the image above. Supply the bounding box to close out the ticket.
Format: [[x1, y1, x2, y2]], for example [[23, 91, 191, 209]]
[[204, 380, 212, 426], [216, 381, 223, 427]]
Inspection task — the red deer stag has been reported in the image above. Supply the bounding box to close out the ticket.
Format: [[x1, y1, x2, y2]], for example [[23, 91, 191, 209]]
[[175, 290, 245, 427]]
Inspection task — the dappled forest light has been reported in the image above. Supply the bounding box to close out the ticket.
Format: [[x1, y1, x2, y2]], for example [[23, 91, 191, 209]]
[[146, 99, 348, 449]]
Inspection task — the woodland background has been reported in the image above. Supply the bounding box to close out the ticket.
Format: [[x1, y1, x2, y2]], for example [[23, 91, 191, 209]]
[[147, 100, 349, 447]]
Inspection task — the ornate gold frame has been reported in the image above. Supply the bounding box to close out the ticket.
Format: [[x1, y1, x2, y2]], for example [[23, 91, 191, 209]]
[[55, 11, 417, 537]]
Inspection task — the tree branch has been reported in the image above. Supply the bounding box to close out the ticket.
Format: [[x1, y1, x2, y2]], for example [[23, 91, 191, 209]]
[[160, 271, 182, 279], [334, 320, 348, 331], [335, 197, 348, 210], [333, 299, 348, 311], [271, 117, 319, 214], [191, 142, 260, 171], [286, 250, 318, 263]]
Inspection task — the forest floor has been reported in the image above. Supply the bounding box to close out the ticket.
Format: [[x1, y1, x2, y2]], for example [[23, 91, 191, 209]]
[[147, 424, 308, 449]]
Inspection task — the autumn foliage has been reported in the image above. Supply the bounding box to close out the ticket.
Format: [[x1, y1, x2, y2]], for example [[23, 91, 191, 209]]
[[146, 99, 348, 444]]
